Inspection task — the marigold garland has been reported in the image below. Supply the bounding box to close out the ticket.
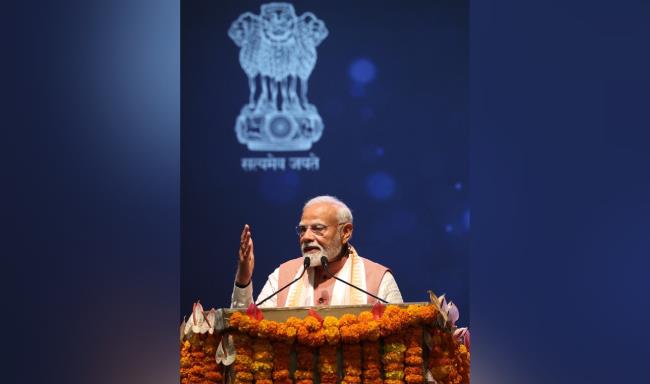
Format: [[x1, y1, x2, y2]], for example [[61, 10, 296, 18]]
[[358, 311, 381, 341], [233, 333, 254, 384], [180, 333, 224, 384], [271, 342, 292, 384], [318, 344, 338, 384], [403, 327, 424, 384], [454, 344, 470, 384], [295, 344, 315, 384], [341, 343, 362, 384], [362, 340, 383, 384], [323, 316, 340, 345], [427, 328, 470, 384], [223, 303, 468, 384], [380, 306, 411, 337], [383, 334, 406, 384], [252, 338, 273, 383], [297, 315, 326, 347], [228, 304, 438, 345]]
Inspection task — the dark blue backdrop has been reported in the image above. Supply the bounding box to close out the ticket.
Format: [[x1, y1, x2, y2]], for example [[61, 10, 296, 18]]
[[6, 0, 650, 383], [181, 0, 469, 320]]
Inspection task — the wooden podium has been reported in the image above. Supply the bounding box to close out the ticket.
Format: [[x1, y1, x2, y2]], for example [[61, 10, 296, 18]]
[[180, 302, 469, 384]]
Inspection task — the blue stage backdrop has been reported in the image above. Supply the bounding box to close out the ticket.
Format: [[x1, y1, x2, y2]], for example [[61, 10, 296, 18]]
[[181, 0, 468, 324]]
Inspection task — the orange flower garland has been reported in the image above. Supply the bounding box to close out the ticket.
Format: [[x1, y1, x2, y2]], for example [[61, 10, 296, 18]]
[[362, 341, 383, 384], [427, 328, 469, 384], [228, 304, 438, 344], [404, 327, 424, 384], [321, 316, 340, 384], [251, 339, 273, 384], [338, 313, 362, 384], [232, 333, 254, 384], [406, 304, 437, 325], [323, 316, 340, 345], [359, 311, 382, 384], [179, 338, 193, 384], [297, 315, 326, 347], [295, 344, 315, 384], [383, 334, 406, 384], [339, 313, 362, 343], [180, 333, 224, 384], [275, 317, 298, 343], [380, 306, 411, 337], [203, 334, 224, 383], [358, 311, 381, 341], [318, 345, 338, 384], [223, 303, 467, 384], [271, 342, 292, 384], [341, 343, 362, 384], [257, 319, 277, 339], [229, 312, 258, 336], [454, 344, 470, 384]]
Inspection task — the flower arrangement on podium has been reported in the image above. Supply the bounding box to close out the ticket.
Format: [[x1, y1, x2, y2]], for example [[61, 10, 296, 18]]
[[180, 292, 470, 384], [179, 301, 225, 384]]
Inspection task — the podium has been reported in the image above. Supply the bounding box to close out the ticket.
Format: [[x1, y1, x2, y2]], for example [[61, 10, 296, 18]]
[[180, 302, 469, 384]]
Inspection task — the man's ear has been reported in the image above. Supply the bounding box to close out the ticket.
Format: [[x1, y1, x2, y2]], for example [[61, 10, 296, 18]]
[[342, 223, 353, 244]]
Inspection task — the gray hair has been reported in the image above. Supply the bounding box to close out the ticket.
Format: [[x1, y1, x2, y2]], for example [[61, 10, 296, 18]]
[[303, 195, 353, 223]]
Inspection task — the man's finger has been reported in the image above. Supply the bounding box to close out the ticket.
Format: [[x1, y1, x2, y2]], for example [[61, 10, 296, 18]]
[[239, 240, 248, 256], [240, 224, 249, 242]]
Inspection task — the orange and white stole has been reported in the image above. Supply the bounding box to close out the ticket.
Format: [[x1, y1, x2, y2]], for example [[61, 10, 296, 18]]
[[285, 245, 368, 307]]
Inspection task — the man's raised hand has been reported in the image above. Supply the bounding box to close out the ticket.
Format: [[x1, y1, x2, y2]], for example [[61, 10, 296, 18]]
[[236, 224, 254, 286]]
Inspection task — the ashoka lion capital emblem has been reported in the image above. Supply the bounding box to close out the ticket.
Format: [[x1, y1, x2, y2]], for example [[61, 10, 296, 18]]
[[229, 2, 328, 151]]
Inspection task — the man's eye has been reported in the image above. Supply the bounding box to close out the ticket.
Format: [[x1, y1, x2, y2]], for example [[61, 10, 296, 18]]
[[312, 225, 326, 231]]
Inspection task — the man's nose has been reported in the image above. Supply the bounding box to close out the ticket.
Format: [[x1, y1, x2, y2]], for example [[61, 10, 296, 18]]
[[301, 228, 316, 242]]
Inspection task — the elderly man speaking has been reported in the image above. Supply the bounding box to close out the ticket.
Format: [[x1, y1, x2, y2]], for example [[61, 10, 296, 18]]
[[231, 195, 403, 308]]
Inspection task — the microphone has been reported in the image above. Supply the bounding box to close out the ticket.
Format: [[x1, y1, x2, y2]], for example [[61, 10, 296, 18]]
[[320, 256, 389, 304], [256, 257, 311, 307]]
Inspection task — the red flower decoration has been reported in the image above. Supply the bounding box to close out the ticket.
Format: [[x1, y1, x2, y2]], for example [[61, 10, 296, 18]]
[[371, 301, 386, 320], [247, 303, 264, 320], [308, 308, 324, 323]]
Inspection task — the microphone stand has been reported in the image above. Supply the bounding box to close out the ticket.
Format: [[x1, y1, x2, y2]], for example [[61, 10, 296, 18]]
[[256, 257, 311, 307], [320, 256, 389, 304]]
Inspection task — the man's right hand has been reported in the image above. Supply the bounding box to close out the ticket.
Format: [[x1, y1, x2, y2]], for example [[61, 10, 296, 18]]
[[235, 224, 254, 286]]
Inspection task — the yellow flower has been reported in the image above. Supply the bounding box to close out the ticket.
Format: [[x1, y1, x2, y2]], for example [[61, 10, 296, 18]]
[[385, 371, 405, 380], [304, 315, 322, 331], [323, 316, 339, 328], [385, 343, 407, 353]]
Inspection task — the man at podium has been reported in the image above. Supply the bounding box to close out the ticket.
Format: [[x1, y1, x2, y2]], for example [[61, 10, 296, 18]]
[[231, 196, 404, 308]]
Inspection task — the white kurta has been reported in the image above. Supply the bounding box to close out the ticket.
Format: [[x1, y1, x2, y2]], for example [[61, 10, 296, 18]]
[[230, 254, 403, 308]]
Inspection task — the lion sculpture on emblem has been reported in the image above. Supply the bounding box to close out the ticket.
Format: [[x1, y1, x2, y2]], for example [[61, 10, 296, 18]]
[[229, 2, 328, 151]]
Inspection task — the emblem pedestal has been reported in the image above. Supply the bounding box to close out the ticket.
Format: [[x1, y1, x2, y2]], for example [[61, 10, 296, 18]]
[[235, 107, 323, 152]]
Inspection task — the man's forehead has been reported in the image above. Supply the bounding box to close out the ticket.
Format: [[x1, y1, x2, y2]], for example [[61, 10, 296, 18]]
[[300, 203, 337, 223]]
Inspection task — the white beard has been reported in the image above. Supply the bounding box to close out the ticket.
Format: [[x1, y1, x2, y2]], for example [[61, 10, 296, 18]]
[[307, 252, 324, 267], [302, 241, 342, 268], [302, 242, 325, 267]]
